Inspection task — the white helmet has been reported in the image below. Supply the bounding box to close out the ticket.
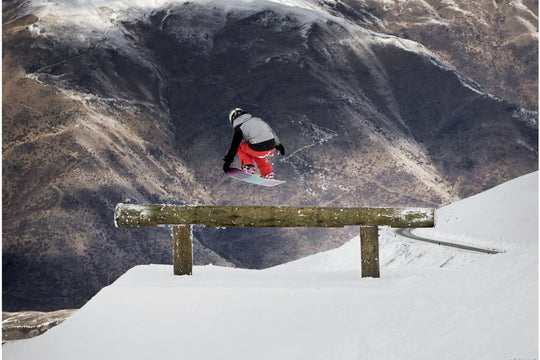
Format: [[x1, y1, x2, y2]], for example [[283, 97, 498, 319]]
[[229, 108, 245, 124]]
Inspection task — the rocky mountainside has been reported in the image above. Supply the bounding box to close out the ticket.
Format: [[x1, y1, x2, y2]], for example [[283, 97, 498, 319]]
[[2, 0, 537, 311], [2, 309, 77, 342], [323, 0, 539, 111]]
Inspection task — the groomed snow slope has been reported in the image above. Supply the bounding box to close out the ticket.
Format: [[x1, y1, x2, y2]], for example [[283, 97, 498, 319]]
[[3, 172, 538, 359]]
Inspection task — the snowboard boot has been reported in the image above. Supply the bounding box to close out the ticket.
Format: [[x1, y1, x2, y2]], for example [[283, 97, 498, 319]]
[[242, 164, 256, 175], [262, 172, 274, 179]]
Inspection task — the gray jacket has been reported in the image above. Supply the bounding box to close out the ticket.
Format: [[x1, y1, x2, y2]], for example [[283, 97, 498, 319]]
[[232, 114, 280, 146]]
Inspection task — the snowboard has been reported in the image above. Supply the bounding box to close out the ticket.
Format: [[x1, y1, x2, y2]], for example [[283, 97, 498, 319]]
[[225, 167, 286, 187]]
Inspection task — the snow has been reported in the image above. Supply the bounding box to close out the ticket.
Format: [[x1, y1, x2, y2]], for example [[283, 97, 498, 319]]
[[416, 171, 537, 249], [3, 172, 538, 359], [25, 0, 329, 33]]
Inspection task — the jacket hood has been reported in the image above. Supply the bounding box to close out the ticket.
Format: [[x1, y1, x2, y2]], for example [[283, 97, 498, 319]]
[[231, 113, 252, 127]]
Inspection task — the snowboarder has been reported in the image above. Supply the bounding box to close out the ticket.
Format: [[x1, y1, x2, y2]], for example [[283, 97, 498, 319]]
[[223, 108, 285, 179]]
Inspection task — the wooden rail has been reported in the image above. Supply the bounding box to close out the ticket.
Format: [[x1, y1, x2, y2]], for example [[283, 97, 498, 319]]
[[115, 204, 435, 278]]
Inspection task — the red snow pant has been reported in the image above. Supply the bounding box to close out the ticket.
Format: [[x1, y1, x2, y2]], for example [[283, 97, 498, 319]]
[[238, 141, 275, 177]]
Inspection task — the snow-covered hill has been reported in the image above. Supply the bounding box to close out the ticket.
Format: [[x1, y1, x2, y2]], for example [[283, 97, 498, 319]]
[[3, 172, 537, 359]]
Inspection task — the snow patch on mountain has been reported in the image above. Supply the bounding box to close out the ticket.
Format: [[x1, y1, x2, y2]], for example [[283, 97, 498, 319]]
[[25, 0, 326, 32]]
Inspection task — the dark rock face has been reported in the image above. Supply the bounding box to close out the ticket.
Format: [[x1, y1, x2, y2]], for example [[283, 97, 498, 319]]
[[2, 0, 537, 311]]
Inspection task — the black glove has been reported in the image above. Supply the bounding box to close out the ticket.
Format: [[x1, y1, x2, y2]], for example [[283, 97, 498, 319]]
[[275, 144, 285, 156], [223, 156, 233, 172]]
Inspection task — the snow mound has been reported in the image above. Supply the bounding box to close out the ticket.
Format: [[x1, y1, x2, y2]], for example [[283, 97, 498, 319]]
[[416, 171, 538, 250], [3, 172, 538, 359]]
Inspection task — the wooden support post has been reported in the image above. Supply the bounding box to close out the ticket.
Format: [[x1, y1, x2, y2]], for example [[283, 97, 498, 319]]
[[173, 225, 192, 276], [360, 225, 380, 278]]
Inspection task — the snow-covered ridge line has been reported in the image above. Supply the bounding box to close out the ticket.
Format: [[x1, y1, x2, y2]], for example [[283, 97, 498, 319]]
[[22, 0, 425, 50], [26, 0, 328, 27]]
